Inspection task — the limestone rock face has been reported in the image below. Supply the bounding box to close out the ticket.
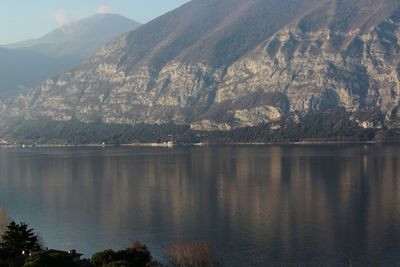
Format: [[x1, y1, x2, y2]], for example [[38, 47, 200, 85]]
[[217, 18, 400, 121], [190, 120, 232, 131], [232, 106, 282, 127], [6, 0, 400, 130]]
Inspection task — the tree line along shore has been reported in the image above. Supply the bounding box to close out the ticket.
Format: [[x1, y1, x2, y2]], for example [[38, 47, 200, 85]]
[[0, 108, 399, 146]]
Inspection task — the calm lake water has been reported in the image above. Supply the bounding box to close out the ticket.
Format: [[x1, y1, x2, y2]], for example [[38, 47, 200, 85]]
[[0, 144, 400, 266]]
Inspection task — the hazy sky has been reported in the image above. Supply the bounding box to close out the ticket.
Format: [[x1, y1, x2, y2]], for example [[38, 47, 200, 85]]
[[0, 0, 190, 45]]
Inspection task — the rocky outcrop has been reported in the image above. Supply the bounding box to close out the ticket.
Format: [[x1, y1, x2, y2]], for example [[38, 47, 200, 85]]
[[5, 0, 400, 130], [216, 17, 400, 123]]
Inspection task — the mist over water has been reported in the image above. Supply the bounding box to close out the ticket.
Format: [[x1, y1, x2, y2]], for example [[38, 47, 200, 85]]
[[0, 145, 399, 266]]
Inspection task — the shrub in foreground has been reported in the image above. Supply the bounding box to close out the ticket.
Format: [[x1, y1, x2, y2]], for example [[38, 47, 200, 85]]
[[0, 209, 10, 240], [91, 241, 158, 267], [166, 241, 222, 267]]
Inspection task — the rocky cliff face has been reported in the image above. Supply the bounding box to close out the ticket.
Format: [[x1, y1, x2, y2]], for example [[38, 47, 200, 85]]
[[6, 0, 400, 130], [214, 7, 400, 128]]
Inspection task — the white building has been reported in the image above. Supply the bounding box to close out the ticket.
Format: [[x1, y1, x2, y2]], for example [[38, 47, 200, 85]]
[[0, 139, 9, 145]]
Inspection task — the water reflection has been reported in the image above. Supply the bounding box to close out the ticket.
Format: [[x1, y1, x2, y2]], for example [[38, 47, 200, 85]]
[[0, 145, 399, 266]]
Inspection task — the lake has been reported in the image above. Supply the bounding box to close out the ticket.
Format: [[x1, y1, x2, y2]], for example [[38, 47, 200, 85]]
[[0, 144, 399, 266]]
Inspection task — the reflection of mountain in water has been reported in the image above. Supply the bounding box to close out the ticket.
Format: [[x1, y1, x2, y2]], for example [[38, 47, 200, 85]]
[[0, 145, 399, 266]]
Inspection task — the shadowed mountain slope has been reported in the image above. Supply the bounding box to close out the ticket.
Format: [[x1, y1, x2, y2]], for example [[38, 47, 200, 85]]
[[0, 14, 141, 100]]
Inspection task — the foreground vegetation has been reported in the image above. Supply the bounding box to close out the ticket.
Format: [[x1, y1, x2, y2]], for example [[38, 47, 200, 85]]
[[0, 108, 399, 145], [0, 211, 222, 267]]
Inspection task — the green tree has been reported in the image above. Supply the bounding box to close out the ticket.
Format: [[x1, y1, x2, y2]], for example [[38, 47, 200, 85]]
[[91, 250, 116, 267], [91, 242, 153, 267], [0, 222, 41, 256]]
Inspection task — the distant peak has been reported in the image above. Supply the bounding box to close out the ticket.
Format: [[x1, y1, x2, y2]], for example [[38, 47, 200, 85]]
[[2, 12, 141, 56]]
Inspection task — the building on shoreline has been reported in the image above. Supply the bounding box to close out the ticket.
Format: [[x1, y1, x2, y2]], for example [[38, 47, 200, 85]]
[[0, 139, 9, 145]]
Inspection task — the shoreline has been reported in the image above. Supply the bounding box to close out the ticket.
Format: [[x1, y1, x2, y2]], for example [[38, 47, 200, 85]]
[[0, 140, 389, 149]]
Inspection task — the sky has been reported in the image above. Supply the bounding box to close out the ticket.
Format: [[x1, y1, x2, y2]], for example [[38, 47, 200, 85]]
[[0, 0, 190, 45]]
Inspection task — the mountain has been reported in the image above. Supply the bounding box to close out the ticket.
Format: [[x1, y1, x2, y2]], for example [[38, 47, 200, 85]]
[[0, 48, 78, 99], [5, 14, 142, 58], [0, 14, 141, 100], [6, 0, 400, 130]]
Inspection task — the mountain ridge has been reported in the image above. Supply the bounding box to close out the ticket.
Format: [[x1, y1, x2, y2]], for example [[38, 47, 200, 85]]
[[4, 14, 141, 58], [0, 14, 141, 100], [5, 0, 400, 130]]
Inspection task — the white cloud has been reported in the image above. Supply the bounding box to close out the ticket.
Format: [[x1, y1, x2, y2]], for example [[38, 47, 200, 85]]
[[96, 5, 113, 14], [53, 11, 69, 27]]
